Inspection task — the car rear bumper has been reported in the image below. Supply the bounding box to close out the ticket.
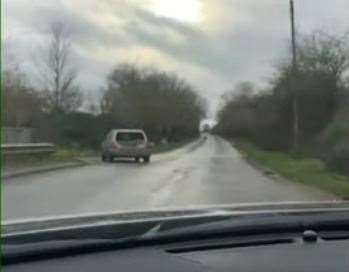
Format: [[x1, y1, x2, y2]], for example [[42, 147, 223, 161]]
[[108, 148, 151, 157]]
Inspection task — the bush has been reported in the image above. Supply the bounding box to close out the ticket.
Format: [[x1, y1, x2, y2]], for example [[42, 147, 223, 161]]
[[33, 112, 119, 150], [321, 121, 349, 175]]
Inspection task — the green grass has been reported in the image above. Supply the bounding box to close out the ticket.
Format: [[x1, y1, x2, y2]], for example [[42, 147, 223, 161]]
[[51, 147, 97, 161], [3, 147, 96, 167], [236, 141, 349, 199]]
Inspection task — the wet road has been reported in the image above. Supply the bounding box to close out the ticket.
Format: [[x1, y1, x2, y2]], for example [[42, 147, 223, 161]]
[[2, 135, 333, 221]]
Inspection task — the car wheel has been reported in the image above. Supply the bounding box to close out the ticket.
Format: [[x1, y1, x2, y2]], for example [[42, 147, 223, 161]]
[[143, 156, 150, 163], [135, 157, 140, 163], [108, 155, 114, 162], [101, 154, 106, 162]]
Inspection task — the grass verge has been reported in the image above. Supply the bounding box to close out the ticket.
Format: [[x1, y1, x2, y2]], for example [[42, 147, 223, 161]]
[[3, 148, 97, 167], [235, 141, 349, 200]]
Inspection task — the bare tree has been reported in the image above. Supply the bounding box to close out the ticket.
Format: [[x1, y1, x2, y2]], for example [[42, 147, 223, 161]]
[[40, 22, 82, 113]]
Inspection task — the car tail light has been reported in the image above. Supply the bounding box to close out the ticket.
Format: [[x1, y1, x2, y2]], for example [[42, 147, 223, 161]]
[[112, 142, 120, 149]]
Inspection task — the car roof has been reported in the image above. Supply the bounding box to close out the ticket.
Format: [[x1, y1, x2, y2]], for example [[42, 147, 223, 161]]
[[112, 129, 145, 133]]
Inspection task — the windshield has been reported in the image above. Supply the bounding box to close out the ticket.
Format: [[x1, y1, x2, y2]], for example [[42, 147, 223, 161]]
[[116, 132, 145, 142], [1, 0, 349, 228]]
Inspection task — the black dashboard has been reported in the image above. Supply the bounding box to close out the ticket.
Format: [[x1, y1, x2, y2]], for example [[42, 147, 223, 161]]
[[4, 233, 349, 272]]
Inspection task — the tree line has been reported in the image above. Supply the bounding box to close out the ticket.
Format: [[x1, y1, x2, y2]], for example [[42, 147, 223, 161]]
[[214, 30, 349, 175], [2, 23, 206, 148]]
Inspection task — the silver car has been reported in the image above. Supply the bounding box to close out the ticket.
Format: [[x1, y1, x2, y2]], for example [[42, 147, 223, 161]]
[[101, 129, 152, 163]]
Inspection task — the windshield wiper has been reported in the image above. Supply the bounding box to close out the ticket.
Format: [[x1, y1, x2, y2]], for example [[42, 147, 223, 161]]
[[3, 210, 349, 265], [2, 214, 232, 265], [143, 210, 349, 243]]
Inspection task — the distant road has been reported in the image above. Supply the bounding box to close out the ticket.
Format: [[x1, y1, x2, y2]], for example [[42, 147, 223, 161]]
[[2, 135, 333, 221]]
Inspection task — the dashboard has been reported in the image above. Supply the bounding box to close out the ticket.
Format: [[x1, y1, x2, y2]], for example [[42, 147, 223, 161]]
[[4, 232, 349, 272]]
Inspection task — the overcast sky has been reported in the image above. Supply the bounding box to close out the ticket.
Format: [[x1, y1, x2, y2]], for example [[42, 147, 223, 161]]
[[2, 0, 349, 116]]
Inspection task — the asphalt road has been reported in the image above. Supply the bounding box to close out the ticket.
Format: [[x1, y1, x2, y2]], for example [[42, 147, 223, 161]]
[[2, 135, 333, 221]]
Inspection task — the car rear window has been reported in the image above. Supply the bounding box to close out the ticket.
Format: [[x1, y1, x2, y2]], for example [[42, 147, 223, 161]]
[[116, 132, 145, 142]]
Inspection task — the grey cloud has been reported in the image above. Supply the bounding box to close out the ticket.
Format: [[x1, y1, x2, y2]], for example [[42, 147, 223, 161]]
[[122, 9, 242, 75], [119, 1, 289, 83], [7, 1, 128, 49], [3, 0, 349, 112]]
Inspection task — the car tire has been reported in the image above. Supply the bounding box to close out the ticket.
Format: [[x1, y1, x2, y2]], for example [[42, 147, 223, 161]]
[[135, 157, 140, 163], [108, 155, 114, 162], [143, 156, 150, 163], [101, 154, 107, 162]]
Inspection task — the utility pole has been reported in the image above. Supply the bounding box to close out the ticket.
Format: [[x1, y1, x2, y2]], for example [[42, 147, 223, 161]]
[[290, 0, 299, 149]]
